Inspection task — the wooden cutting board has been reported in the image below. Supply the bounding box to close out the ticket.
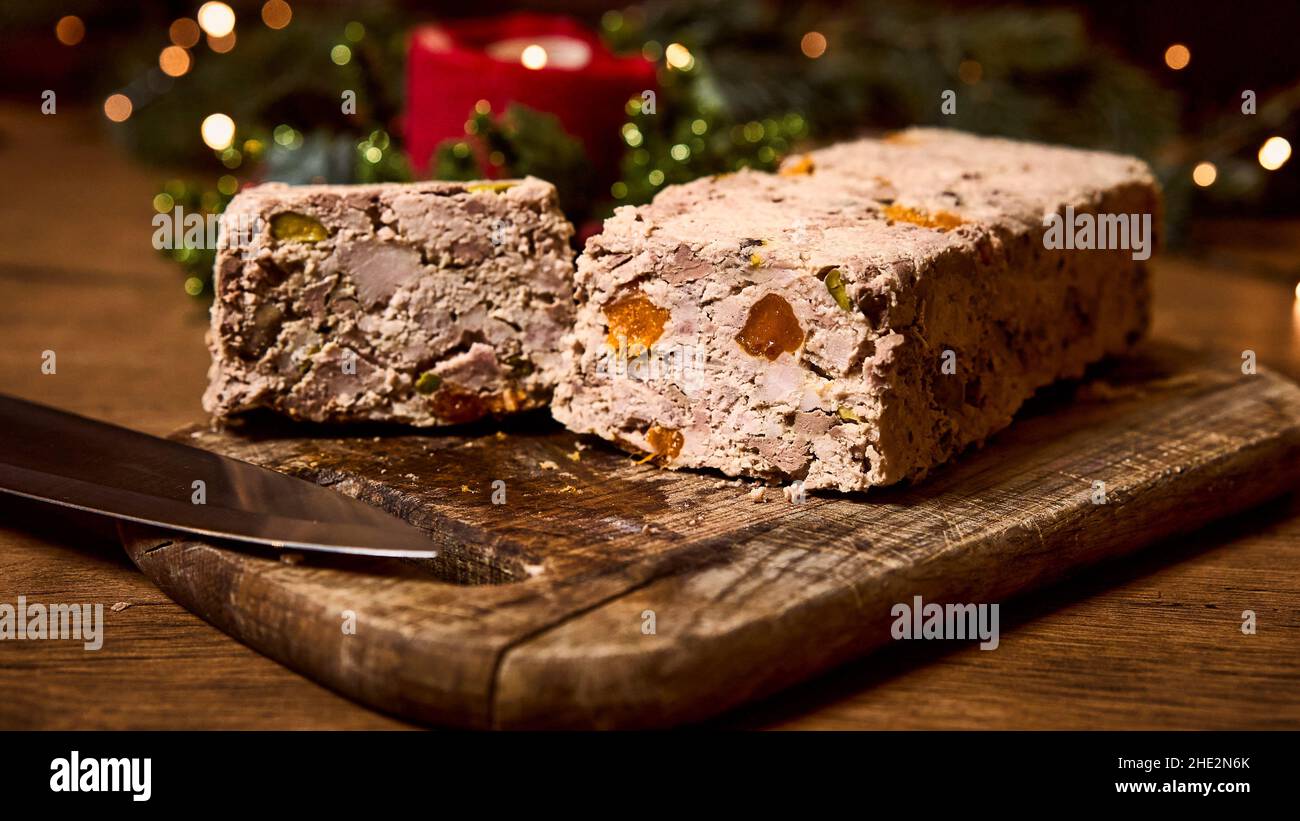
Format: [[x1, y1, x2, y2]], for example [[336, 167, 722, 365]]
[[118, 344, 1300, 729]]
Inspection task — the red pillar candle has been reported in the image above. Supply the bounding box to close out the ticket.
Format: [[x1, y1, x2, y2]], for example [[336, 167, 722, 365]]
[[405, 13, 657, 179]]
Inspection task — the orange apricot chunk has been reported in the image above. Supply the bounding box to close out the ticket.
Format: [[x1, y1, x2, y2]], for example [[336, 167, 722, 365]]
[[604, 292, 671, 354], [780, 154, 815, 176], [883, 203, 964, 232], [736, 293, 804, 361], [645, 424, 684, 463]]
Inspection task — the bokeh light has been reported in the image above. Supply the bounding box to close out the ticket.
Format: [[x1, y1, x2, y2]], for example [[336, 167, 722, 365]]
[[169, 18, 200, 48], [197, 2, 236, 38], [800, 31, 827, 59], [1192, 161, 1217, 187], [261, 0, 292, 30], [521, 44, 547, 70], [55, 16, 85, 46], [1258, 137, 1292, 171], [103, 94, 132, 122], [207, 31, 235, 53], [201, 113, 236, 150], [1164, 43, 1190, 70], [665, 42, 694, 70], [159, 46, 192, 77]]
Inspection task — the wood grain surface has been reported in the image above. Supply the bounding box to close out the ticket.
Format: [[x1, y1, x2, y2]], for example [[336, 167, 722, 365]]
[[118, 346, 1300, 728], [3, 103, 1300, 729]]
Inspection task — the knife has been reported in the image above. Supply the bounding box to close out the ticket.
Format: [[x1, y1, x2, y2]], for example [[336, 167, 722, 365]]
[[0, 393, 439, 558]]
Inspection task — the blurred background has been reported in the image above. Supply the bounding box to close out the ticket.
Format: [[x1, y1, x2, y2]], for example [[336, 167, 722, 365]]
[[1, 1, 1298, 293]]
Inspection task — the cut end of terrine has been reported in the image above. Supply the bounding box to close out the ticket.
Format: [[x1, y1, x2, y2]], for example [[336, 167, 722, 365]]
[[551, 128, 1160, 492], [203, 177, 574, 426]]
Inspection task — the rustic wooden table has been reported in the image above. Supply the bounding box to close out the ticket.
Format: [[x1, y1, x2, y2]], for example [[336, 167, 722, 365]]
[[1, 104, 1297, 729]]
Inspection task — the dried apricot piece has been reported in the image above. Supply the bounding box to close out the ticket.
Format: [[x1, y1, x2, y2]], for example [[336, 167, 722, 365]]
[[780, 154, 815, 176], [432, 385, 486, 424], [736, 293, 804, 360], [882, 131, 920, 145], [604, 293, 671, 354], [883, 203, 963, 232], [646, 425, 684, 462]]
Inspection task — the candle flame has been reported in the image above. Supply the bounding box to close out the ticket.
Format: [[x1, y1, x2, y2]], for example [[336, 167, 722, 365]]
[[521, 44, 548, 70]]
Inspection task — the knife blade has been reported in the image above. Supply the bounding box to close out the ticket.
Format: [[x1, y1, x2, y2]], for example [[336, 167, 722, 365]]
[[0, 393, 439, 558]]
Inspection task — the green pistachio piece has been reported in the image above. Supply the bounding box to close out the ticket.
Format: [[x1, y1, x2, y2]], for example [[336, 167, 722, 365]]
[[270, 212, 329, 242], [837, 405, 860, 422], [466, 181, 517, 194], [414, 371, 442, 395], [824, 268, 851, 310]]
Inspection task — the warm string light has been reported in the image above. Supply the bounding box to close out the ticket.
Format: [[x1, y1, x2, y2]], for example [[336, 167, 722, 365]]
[[169, 18, 200, 48], [800, 31, 827, 59], [1192, 161, 1217, 187], [1258, 136, 1292, 171], [103, 94, 132, 122], [197, 2, 236, 38], [159, 46, 191, 77], [665, 42, 694, 70], [261, 0, 292, 30], [55, 15, 84, 46], [1164, 43, 1190, 70], [201, 113, 236, 150], [208, 31, 236, 53]]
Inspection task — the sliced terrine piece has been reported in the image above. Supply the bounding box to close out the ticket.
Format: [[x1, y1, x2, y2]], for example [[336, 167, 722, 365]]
[[551, 128, 1159, 492], [203, 178, 574, 425]]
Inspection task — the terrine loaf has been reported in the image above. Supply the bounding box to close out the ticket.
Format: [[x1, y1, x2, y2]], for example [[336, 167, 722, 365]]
[[552, 128, 1159, 491], [204, 178, 574, 425]]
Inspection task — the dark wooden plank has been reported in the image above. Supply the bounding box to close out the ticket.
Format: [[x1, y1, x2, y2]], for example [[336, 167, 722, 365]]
[[0, 498, 411, 729], [119, 344, 1300, 728], [725, 493, 1300, 730]]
